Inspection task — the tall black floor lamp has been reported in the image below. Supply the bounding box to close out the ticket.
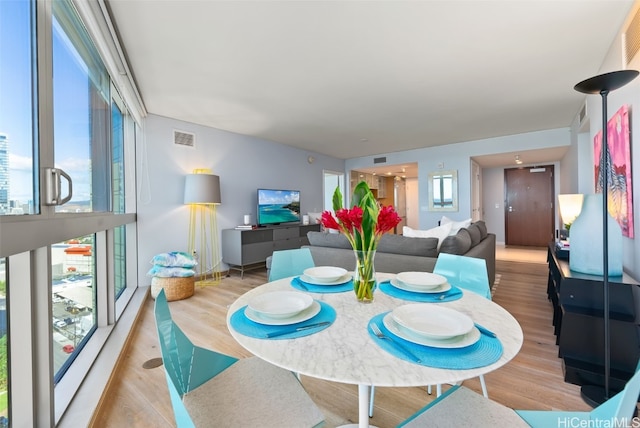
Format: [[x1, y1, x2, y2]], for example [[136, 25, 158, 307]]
[[573, 69, 638, 407]]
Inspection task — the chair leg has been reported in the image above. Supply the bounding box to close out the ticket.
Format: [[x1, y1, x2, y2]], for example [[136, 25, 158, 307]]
[[369, 386, 375, 417], [428, 384, 443, 396], [479, 375, 488, 398]]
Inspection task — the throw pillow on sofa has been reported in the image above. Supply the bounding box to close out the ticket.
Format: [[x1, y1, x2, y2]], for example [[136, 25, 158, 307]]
[[307, 231, 352, 249], [466, 223, 482, 246], [403, 223, 452, 250], [378, 234, 438, 257], [440, 216, 472, 235], [474, 220, 488, 239], [439, 228, 472, 255]]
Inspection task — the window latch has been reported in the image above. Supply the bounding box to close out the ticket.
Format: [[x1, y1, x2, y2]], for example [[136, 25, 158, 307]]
[[43, 167, 73, 206]]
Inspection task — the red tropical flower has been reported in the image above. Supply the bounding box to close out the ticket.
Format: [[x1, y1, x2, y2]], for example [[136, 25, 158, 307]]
[[321, 181, 402, 301], [376, 205, 402, 236], [321, 211, 341, 230], [321, 182, 402, 252]]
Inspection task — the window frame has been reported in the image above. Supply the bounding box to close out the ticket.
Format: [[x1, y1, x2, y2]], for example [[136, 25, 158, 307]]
[[0, 0, 142, 424]]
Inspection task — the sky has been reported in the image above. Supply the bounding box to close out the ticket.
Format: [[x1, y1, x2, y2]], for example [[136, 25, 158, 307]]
[[1, 0, 92, 204], [258, 189, 300, 205]]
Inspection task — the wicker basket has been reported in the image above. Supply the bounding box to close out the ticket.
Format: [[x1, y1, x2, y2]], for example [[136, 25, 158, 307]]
[[151, 276, 195, 301]]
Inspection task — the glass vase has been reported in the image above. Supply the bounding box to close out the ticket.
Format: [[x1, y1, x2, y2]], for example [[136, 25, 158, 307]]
[[353, 250, 376, 303], [569, 194, 623, 275]]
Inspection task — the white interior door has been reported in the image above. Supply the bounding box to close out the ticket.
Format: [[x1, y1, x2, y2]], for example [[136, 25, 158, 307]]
[[323, 170, 344, 212], [405, 178, 419, 229], [471, 160, 482, 221]]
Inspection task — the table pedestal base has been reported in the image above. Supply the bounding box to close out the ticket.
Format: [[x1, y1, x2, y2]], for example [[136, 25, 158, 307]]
[[340, 425, 379, 428], [337, 384, 379, 428]]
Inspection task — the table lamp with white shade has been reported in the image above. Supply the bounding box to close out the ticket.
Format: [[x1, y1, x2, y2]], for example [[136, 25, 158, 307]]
[[557, 194, 584, 239]]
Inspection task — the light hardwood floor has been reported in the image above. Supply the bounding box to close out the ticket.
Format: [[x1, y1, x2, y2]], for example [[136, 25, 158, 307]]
[[90, 249, 592, 427]]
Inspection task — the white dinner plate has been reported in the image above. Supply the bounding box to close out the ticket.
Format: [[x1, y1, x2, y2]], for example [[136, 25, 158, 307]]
[[248, 291, 313, 319], [245, 300, 321, 325], [383, 313, 481, 348], [396, 271, 447, 290], [392, 304, 474, 339], [299, 273, 352, 286], [390, 278, 452, 294], [303, 266, 348, 283]]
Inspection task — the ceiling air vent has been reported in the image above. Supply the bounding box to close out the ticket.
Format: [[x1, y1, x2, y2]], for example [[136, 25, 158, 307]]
[[624, 7, 640, 64], [174, 130, 195, 147], [373, 157, 387, 164], [579, 103, 587, 125]]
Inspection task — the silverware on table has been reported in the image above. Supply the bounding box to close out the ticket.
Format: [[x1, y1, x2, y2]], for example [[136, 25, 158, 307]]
[[474, 323, 497, 338], [437, 290, 462, 300], [294, 278, 309, 291], [265, 321, 330, 338], [370, 323, 422, 364]]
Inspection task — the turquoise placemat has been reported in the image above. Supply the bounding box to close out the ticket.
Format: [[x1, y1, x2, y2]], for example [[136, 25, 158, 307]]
[[368, 312, 503, 369], [230, 301, 336, 340], [379, 280, 463, 302], [291, 276, 353, 293]]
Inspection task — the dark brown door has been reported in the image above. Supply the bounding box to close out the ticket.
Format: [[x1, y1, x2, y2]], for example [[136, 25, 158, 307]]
[[505, 166, 555, 247]]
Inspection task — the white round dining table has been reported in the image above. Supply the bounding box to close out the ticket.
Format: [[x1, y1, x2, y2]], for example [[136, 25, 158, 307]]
[[226, 274, 523, 428]]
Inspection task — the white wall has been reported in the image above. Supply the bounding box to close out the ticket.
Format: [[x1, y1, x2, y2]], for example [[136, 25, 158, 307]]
[[136, 114, 344, 283], [482, 167, 506, 243], [346, 128, 571, 230], [570, 0, 640, 280], [559, 115, 582, 195]]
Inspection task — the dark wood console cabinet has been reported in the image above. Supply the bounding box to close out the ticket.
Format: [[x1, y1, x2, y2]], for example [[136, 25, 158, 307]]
[[222, 224, 321, 277], [547, 244, 640, 391]]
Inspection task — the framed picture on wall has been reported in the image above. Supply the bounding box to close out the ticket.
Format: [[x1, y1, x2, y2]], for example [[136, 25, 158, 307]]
[[594, 104, 634, 238]]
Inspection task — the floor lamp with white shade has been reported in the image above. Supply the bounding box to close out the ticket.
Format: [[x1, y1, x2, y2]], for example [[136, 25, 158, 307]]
[[573, 69, 638, 406], [184, 169, 223, 285]]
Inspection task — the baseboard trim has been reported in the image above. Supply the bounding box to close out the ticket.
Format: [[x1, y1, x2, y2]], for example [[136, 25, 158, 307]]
[[57, 286, 150, 427]]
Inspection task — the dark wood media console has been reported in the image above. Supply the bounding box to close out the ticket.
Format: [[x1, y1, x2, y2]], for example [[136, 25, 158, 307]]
[[222, 224, 321, 278], [547, 243, 640, 392]]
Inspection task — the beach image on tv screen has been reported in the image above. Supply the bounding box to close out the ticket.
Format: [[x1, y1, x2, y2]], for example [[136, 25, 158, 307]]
[[258, 190, 300, 224]]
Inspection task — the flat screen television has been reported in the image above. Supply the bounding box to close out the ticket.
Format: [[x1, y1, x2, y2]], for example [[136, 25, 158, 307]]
[[257, 188, 301, 227]]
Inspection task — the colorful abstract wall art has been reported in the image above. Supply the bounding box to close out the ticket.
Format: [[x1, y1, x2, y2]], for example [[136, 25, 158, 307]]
[[594, 104, 634, 238]]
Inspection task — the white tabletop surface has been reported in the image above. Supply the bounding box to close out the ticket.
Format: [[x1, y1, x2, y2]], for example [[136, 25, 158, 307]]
[[227, 273, 523, 428], [226, 273, 524, 388]]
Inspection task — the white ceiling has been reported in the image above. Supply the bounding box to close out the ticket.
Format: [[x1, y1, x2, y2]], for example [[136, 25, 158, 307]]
[[106, 0, 634, 166]]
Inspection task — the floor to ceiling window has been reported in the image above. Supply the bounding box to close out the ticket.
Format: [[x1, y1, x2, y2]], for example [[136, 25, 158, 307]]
[[51, 234, 96, 381], [0, 259, 7, 427], [52, 0, 111, 214], [0, 1, 36, 425], [0, 0, 140, 425], [0, 0, 37, 216]]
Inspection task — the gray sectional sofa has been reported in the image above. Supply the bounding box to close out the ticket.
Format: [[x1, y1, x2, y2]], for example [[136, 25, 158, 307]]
[[303, 221, 496, 285]]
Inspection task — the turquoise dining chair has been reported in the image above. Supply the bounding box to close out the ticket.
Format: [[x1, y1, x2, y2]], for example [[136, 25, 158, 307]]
[[154, 289, 325, 427], [398, 366, 640, 427], [268, 247, 316, 281], [434, 252, 491, 299], [429, 253, 491, 398], [369, 254, 492, 417]]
